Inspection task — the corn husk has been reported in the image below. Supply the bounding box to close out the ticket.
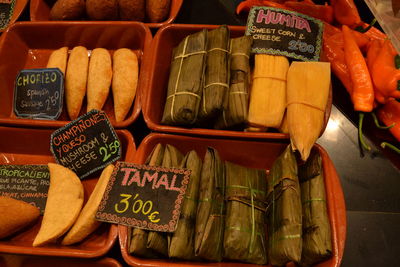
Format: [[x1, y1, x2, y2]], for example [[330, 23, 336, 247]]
[[248, 54, 289, 129], [287, 62, 330, 161], [279, 111, 289, 134], [162, 30, 208, 126], [129, 143, 165, 258], [195, 147, 225, 261], [224, 161, 268, 265], [215, 36, 252, 129], [169, 150, 203, 260], [198, 26, 230, 122], [147, 144, 184, 256], [267, 145, 302, 266], [299, 150, 332, 266]]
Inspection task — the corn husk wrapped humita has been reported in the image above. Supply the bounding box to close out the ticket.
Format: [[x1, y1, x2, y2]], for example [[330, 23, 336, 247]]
[[224, 161, 268, 265], [248, 54, 289, 129], [286, 62, 330, 161]]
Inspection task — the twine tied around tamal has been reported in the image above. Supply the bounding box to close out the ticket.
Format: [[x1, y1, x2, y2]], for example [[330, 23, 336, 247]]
[[286, 100, 325, 113], [226, 179, 267, 254], [167, 35, 207, 123], [267, 180, 302, 249]]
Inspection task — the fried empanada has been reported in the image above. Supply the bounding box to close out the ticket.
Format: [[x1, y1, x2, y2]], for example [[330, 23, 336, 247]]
[[33, 163, 84, 247], [0, 197, 40, 239], [87, 48, 112, 112], [65, 46, 89, 120], [62, 165, 114, 245], [112, 48, 138, 122], [47, 47, 69, 75]]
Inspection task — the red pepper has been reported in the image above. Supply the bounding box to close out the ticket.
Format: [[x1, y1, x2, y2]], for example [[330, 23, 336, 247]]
[[342, 25, 374, 112], [323, 23, 341, 38], [370, 40, 400, 104], [377, 99, 400, 142], [326, 32, 370, 52], [331, 0, 361, 27], [323, 34, 352, 95], [236, 0, 289, 14], [366, 39, 383, 74], [359, 22, 387, 40], [284, 1, 334, 23]]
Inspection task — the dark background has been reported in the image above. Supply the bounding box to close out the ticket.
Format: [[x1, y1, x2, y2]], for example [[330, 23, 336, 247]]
[[5, 0, 400, 266]]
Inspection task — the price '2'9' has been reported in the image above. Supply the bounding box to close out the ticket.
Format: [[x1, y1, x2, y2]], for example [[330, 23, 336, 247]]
[[115, 193, 160, 223]]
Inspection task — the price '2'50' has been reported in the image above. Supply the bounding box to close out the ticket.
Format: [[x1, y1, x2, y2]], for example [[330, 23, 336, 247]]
[[99, 140, 120, 162], [115, 193, 160, 223]]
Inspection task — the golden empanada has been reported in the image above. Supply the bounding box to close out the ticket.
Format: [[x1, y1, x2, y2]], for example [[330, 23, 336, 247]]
[[87, 48, 112, 112], [112, 48, 138, 122], [47, 47, 68, 75], [65, 46, 89, 120]]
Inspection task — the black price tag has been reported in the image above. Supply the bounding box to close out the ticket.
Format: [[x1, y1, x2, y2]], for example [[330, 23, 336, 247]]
[[50, 110, 121, 179], [96, 162, 191, 232], [14, 68, 64, 120], [0, 0, 15, 31], [246, 6, 323, 61], [0, 165, 49, 214]]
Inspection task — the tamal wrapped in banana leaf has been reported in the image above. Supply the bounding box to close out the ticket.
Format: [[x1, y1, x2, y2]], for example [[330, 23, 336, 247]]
[[147, 144, 184, 256], [169, 150, 203, 260], [215, 35, 252, 129], [162, 30, 208, 126], [195, 147, 225, 261], [267, 145, 302, 266], [197, 25, 230, 122], [129, 143, 165, 258], [224, 161, 268, 265], [298, 150, 332, 266]]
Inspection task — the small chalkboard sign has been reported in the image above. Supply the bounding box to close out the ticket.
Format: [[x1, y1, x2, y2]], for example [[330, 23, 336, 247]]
[[14, 68, 64, 120], [96, 162, 191, 232], [245, 6, 323, 61], [50, 110, 121, 179], [0, 0, 15, 31], [0, 164, 49, 214]]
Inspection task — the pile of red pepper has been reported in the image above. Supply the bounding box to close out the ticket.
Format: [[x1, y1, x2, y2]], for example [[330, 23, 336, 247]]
[[237, 0, 400, 154]]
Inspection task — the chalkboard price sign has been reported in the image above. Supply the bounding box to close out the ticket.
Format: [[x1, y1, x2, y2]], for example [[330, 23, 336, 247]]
[[50, 110, 121, 179], [245, 6, 323, 61], [14, 68, 64, 120], [96, 162, 191, 232], [0, 0, 15, 30], [0, 164, 50, 214]]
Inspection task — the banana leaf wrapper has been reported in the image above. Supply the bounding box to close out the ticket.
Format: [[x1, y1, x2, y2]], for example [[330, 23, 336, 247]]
[[195, 147, 225, 262], [224, 161, 268, 265], [298, 151, 332, 266], [197, 25, 230, 123], [267, 145, 302, 266], [129, 144, 165, 258], [147, 144, 184, 256], [162, 30, 208, 126], [215, 35, 252, 129], [169, 150, 203, 260]]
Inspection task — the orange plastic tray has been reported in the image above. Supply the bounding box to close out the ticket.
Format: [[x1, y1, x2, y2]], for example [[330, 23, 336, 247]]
[[119, 133, 346, 267], [0, 126, 136, 258], [0, 21, 152, 128], [0, 0, 28, 33], [30, 0, 183, 28], [143, 24, 331, 140], [0, 255, 122, 267]]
